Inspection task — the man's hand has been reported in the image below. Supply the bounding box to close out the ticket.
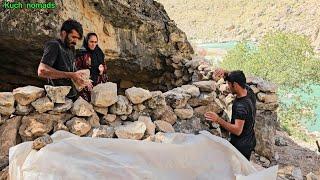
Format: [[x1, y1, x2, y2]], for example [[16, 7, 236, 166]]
[[70, 71, 87, 87], [204, 111, 220, 123]]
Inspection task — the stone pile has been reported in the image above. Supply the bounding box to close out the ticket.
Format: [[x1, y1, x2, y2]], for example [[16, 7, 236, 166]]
[[0, 60, 279, 174]]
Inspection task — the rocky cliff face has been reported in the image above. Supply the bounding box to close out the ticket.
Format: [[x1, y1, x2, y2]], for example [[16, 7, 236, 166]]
[[0, 0, 193, 91], [157, 0, 320, 49]]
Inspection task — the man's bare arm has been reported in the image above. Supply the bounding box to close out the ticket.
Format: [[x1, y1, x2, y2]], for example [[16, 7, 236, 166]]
[[38, 62, 73, 79], [37, 62, 88, 87], [217, 118, 245, 136]]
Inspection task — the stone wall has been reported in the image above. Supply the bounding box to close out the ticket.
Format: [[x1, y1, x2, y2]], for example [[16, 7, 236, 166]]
[[0, 60, 278, 172]]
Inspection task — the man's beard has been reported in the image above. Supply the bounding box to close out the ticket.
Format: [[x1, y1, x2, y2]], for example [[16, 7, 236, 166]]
[[64, 36, 76, 50]]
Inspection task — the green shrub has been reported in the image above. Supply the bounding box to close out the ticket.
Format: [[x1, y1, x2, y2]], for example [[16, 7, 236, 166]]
[[220, 32, 320, 142]]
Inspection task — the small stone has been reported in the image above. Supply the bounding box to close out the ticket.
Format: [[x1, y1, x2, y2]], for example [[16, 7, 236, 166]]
[[256, 102, 278, 111], [31, 96, 54, 113], [109, 95, 133, 115], [13, 86, 44, 105], [259, 156, 271, 167], [15, 104, 33, 115], [275, 136, 287, 146], [108, 119, 122, 128], [174, 107, 193, 120], [0, 92, 15, 116], [94, 106, 109, 115], [257, 81, 277, 93], [53, 122, 69, 132], [145, 91, 166, 109], [138, 116, 155, 136], [66, 117, 91, 136], [120, 115, 128, 120], [163, 90, 191, 109], [152, 105, 177, 125], [192, 81, 216, 92], [71, 97, 94, 117], [91, 82, 118, 107], [44, 85, 71, 103], [72, 69, 91, 91], [115, 121, 146, 140], [133, 104, 146, 112], [92, 126, 115, 138], [0, 92, 14, 107], [103, 114, 117, 123], [181, 85, 200, 97], [188, 92, 216, 107], [257, 93, 277, 103], [154, 120, 175, 133], [52, 98, 73, 113], [87, 112, 100, 128], [32, 134, 53, 150], [125, 87, 152, 104]]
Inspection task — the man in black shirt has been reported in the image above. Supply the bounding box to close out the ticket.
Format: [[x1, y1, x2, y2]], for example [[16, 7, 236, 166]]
[[37, 19, 92, 99], [205, 70, 256, 160]]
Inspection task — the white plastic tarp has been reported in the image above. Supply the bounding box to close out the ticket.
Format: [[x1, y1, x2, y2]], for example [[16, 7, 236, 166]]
[[9, 130, 278, 180]]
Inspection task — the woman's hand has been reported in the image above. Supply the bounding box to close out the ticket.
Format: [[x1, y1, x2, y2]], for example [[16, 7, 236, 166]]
[[99, 64, 104, 75]]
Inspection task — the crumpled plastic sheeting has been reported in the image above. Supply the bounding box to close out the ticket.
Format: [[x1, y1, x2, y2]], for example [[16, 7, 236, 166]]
[[9, 130, 277, 180]]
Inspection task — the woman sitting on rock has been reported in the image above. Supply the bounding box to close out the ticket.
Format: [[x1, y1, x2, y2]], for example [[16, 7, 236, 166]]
[[75, 32, 107, 101]]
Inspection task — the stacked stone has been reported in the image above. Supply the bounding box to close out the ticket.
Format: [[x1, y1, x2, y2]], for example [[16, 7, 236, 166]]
[[0, 73, 279, 171], [246, 76, 278, 160]]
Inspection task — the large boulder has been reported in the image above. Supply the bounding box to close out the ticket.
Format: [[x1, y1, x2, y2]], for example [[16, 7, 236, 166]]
[[12, 86, 44, 105], [91, 83, 117, 107]]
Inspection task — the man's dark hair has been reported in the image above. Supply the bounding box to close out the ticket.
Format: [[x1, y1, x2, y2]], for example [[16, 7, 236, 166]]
[[225, 70, 246, 88], [60, 19, 83, 39]]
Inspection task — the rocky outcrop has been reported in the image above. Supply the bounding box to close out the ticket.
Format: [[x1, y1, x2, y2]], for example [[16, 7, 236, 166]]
[[0, 0, 193, 92]]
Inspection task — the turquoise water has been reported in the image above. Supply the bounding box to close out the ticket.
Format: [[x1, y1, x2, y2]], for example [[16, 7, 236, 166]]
[[196, 41, 239, 49], [198, 42, 320, 132]]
